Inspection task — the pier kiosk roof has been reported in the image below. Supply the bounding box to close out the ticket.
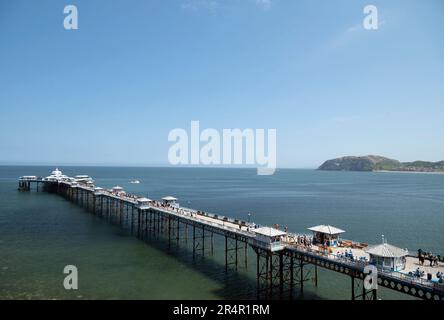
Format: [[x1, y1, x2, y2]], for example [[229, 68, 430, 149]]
[[137, 197, 153, 203], [308, 225, 345, 235], [93, 187, 104, 195], [111, 186, 125, 195], [254, 227, 286, 237], [366, 243, 408, 258], [162, 196, 178, 201], [366, 242, 408, 271]]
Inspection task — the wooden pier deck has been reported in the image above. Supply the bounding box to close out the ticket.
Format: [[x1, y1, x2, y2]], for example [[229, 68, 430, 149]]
[[18, 173, 444, 300]]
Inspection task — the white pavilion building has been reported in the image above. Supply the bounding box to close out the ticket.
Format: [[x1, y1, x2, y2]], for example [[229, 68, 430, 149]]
[[365, 240, 408, 271]]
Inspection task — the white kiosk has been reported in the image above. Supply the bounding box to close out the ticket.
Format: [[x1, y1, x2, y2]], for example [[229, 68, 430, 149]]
[[94, 187, 104, 195], [112, 186, 125, 196], [308, 225, 345, 247], [162, 196, 179, 208], [253, 227, 286, 252], [74, 175, 94, 184], [137, 197, 154, 209], [366, 241, 408, 271]]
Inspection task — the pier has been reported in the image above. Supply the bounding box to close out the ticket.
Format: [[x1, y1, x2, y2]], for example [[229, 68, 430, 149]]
[[18, 170, 444, 300]]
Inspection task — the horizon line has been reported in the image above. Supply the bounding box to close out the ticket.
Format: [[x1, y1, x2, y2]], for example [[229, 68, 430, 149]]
[[0, 163, 318, 170]]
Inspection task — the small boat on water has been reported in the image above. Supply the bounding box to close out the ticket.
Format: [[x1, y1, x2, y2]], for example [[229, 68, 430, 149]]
[[130, 180, 140, 184]]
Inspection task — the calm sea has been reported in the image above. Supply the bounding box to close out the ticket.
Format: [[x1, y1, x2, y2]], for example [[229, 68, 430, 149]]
[[1, 166, 443, 300]]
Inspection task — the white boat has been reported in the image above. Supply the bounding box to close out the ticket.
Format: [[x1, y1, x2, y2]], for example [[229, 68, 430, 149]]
[[130, 180, 140, 184]]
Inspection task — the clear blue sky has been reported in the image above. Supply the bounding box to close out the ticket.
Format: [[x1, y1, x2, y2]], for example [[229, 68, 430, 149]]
[[0, 0, 443, 167]]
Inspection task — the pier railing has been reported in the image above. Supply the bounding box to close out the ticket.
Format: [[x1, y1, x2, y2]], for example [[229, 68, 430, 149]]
[[158, 206, 255, 238], [286, 242, 444, 294]]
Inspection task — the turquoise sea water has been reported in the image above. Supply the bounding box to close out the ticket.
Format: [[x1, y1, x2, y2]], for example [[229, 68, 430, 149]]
[[1, 166, 443, 299]]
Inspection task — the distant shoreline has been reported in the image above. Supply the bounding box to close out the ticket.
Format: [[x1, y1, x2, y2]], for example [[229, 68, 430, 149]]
[[375, 170, 444, 175], [319, 155, 444, 173]]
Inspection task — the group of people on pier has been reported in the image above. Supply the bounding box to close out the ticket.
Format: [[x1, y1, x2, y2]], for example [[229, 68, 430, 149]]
[[418, 249, 441, 267], [295, 234, 312, 247]]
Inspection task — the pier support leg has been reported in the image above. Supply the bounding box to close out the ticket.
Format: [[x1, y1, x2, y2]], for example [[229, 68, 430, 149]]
[[192, 225, 207, 258], [225, 235, 238, 271], [351, 276, 355, 301], [289, 256, 294, 297], [193, 225, 196, 257], [149, 210, 154, 238], [299, 260, 304, 294], [168, 216, 171, 249], [131, 206, 134, 234], [157, 211, 161, 238], [211, 232, 214, 256], [225, 235, 248, 272], [351, 273, 376, 300], [314, 264, 318, 287], [145, 211, 149, 240], [255, 247, 277, 299], [202, 226, 205, 254], [245, 244, 248, 269], [119, 200, 122, 227], [279, 253, 284, 295], [176, 218, 180, 246], [290, 256, 313, 297], [362, 282, 366, 300], [225, 236, 228, 272], [137, 209, 141, 239]]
